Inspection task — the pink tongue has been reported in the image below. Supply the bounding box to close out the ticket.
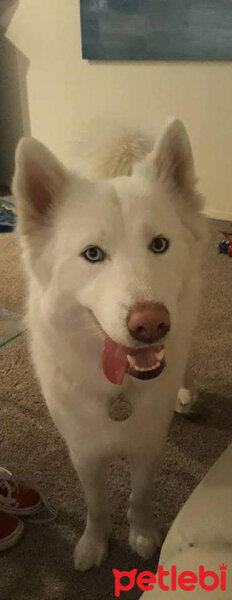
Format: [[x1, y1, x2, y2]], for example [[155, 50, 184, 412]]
[[102, 337, 162, 385], [102, 337, 128, 385]]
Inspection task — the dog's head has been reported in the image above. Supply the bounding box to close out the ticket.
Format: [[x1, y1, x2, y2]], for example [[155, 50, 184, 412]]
[[13, 118, 205, 384]]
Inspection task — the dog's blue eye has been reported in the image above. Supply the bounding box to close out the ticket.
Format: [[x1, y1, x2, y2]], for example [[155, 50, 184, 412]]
[[82, 246, 105, 263], [150, 236, 169, 254]]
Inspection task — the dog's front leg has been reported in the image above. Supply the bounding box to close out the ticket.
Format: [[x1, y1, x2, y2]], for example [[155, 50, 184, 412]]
[[176, 360, 198, 416], [128, 454, 162, 560], [72, 455, 111, 571]]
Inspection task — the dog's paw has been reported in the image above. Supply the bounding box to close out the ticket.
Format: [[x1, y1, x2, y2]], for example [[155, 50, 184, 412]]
[[129, 527, 161, 560], [175, 387, 198, 416], [74, 531, 108, 571]]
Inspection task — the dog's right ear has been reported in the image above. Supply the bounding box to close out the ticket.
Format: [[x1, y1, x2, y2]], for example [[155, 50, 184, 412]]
[[151, 118, 196, 196], [13, 138, 69, 236]]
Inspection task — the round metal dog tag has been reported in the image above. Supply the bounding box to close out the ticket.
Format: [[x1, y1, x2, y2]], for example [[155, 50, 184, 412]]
[[108, 394, 132, 421]]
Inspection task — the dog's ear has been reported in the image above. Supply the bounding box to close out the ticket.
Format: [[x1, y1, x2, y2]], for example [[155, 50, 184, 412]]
[[13, 138, 69, 235], [152, 118, 196, 194]]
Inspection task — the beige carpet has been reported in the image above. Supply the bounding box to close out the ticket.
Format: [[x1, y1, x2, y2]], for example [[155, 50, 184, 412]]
[[1, 221, 232, 600]]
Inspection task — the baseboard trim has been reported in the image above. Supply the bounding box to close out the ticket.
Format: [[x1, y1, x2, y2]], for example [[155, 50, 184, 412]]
[[204, 209, 232, 222]]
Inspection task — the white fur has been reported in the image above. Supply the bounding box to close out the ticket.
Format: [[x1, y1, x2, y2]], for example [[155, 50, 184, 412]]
[[13, 118, 207, 570]]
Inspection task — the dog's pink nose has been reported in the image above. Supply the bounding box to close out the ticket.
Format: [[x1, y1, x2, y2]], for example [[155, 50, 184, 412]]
[[127, 303, 170, 343]]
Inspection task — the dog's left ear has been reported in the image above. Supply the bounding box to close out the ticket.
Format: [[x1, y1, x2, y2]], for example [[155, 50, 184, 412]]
[[152, 118, 196, 194]]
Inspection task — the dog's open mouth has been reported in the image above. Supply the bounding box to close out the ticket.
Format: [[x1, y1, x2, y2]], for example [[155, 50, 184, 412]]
[[102, 337, 165, 385]]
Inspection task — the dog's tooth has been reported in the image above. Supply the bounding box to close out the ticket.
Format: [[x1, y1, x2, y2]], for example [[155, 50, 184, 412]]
[[156, 349, 165, 361], [127, 355, 136, 368], [135, 365, 160, 372], [127, 355, 162, 373], [154, 361, 161, 370]]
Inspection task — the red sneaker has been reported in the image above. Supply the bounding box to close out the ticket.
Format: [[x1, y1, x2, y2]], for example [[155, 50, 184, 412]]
[[0, 468, 43, 516], [0, 511, 24, 551]]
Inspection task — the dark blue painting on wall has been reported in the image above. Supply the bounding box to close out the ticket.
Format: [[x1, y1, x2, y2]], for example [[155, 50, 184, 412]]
[[80, 0, 232, 61]]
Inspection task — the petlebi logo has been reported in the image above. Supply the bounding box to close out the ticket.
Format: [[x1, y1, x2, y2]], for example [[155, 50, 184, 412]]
[[113, 563, 228, 596]]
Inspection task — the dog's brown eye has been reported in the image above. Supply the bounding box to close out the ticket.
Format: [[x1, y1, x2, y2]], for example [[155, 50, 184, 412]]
[[150, 236, 169, 254], [82, 246, 106, 263]]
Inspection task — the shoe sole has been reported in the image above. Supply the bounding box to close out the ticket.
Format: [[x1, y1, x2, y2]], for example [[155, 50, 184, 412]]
[[0, 519, 24, 551]]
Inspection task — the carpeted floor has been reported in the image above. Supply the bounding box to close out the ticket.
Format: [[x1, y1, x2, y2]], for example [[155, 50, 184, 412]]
[[0, 220, 232, 600]]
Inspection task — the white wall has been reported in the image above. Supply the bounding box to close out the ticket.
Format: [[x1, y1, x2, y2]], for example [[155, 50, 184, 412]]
[[6, 0, 232, 220]]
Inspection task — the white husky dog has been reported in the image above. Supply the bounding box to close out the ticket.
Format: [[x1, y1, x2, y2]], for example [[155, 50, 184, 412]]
[[13, 118, 206, 571]]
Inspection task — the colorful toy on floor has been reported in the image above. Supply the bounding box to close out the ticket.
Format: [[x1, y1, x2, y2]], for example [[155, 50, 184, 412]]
[[0, 198, 16, 233], [218, 226, 232, 257], [218, 240, 230, 254]]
